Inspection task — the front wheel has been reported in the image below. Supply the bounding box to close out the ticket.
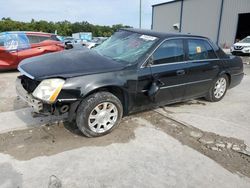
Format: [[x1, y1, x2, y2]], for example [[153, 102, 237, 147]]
[[76, 92, 123, 137], [205, 75, 229, 102]]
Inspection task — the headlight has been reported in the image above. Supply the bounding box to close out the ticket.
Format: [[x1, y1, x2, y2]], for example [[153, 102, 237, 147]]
[[32, 79, 65, 103]]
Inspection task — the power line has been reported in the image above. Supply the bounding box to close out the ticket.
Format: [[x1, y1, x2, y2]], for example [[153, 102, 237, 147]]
[[139, 0, 142, 28]]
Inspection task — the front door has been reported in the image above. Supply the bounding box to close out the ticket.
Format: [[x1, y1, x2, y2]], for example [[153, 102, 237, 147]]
[[149, 39, 189, 105], [134, 66, 155, 111], [0, 33, 18, 69]]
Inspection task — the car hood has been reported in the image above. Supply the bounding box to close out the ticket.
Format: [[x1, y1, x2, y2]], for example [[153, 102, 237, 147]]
[[234, 42, 250, 47], [18, 48, 125, 80]]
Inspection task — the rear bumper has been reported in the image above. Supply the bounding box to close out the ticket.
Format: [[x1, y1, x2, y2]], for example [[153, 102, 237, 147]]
[[229, 72, 244, 89], [16, 78, 43, 113]]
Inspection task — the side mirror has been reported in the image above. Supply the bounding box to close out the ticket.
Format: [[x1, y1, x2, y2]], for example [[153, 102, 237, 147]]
[[65, 41, 73, 50]]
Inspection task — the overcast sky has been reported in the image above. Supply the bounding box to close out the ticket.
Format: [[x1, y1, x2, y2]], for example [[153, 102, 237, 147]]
[[1, 0, 170, 28]]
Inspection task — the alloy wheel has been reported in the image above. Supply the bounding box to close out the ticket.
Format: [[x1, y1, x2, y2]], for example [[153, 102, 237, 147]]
[[213, 77, 227, 99], [88, 102, 118, 133]]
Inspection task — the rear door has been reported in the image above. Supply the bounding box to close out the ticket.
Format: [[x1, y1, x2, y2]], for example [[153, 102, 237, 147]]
[[149, 39, 189, 105], [17, 34, 50, 62], [183, 38, 220, 98]]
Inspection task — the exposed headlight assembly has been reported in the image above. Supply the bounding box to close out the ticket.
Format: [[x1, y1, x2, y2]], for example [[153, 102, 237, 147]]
[[32, 79, 65, 103]]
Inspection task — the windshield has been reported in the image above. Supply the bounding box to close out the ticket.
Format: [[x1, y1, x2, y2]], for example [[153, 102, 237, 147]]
[[239, 37, 250, 43], [94, 30, 158, 64]]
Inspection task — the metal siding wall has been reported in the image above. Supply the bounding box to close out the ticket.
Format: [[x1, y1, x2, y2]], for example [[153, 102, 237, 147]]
[[152, 2, 181, 32], [219, 0, 250, 47], [181, 0, 221, 42]]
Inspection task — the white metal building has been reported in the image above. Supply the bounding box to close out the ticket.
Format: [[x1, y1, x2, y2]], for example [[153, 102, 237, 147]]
[[152, 0, 250, 47]]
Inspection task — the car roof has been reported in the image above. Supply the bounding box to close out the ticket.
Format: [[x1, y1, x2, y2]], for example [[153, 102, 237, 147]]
[[0, 31, 54, 36], [121, 28, 208, 40]]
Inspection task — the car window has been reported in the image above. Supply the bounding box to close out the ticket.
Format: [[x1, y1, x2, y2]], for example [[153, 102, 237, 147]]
[[187, 39, 217, 61], [64, 37, 74, 41], [0, 33, 30, 50], [152, 39, 184, 65], [17, 33, 30, 49], [0, 34, 5, 46], [51, 35, 61, 41], [27, 35, 41, 44], [4, 34, 19, 50], [39, 36, 50, 42]]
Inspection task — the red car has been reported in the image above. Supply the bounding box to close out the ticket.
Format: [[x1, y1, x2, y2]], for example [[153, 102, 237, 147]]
[[0, 31, 64, 70]]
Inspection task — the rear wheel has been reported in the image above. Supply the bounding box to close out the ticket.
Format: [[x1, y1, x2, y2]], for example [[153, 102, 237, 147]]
[[205, 75, 228, 102], [76, 92, 123, 137]]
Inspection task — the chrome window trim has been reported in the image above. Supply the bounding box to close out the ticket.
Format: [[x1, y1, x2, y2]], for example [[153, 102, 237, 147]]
[[150, 61, 187, 67], [150, 58, 219, 68], [140, 36, 219, 68]]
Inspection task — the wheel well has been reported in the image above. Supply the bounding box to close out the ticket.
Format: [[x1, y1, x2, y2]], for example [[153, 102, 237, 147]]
[[84, 86, 128, 116]]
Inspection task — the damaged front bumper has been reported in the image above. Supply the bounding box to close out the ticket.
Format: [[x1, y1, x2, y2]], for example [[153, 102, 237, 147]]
[[16, 78, 43, 113], [16, 77, 79, 120]]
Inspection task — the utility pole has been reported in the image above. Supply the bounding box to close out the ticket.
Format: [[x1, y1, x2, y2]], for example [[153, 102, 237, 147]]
[[139, 0, 142, 28]]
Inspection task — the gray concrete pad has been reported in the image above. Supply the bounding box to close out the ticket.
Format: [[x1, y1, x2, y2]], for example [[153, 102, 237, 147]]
[[0, 122, 249, 188], [0, 71, 20, 101], [0, 108, 65, 133], [0, 71, 28, 112]]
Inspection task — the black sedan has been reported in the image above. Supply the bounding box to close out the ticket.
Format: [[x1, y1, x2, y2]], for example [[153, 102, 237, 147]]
[[16, 28, 244, 137]]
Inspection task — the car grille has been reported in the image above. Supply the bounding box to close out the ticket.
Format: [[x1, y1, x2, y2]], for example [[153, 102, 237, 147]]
[[19, 75, 40, 93], [234, 46, 244, 50]]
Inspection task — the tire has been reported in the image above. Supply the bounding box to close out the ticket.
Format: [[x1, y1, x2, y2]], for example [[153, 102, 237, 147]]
[[205, 75, 229, 102], [76, 92, 123, 137]]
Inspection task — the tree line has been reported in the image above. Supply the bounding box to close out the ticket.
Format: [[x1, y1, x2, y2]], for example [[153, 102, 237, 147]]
[[0, 17, 131, 37]]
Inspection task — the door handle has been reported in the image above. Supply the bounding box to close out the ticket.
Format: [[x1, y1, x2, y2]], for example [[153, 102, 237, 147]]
[[152, 74, 165, 86], [176, 70, 185, 76], [157, 79, 165, 87]]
